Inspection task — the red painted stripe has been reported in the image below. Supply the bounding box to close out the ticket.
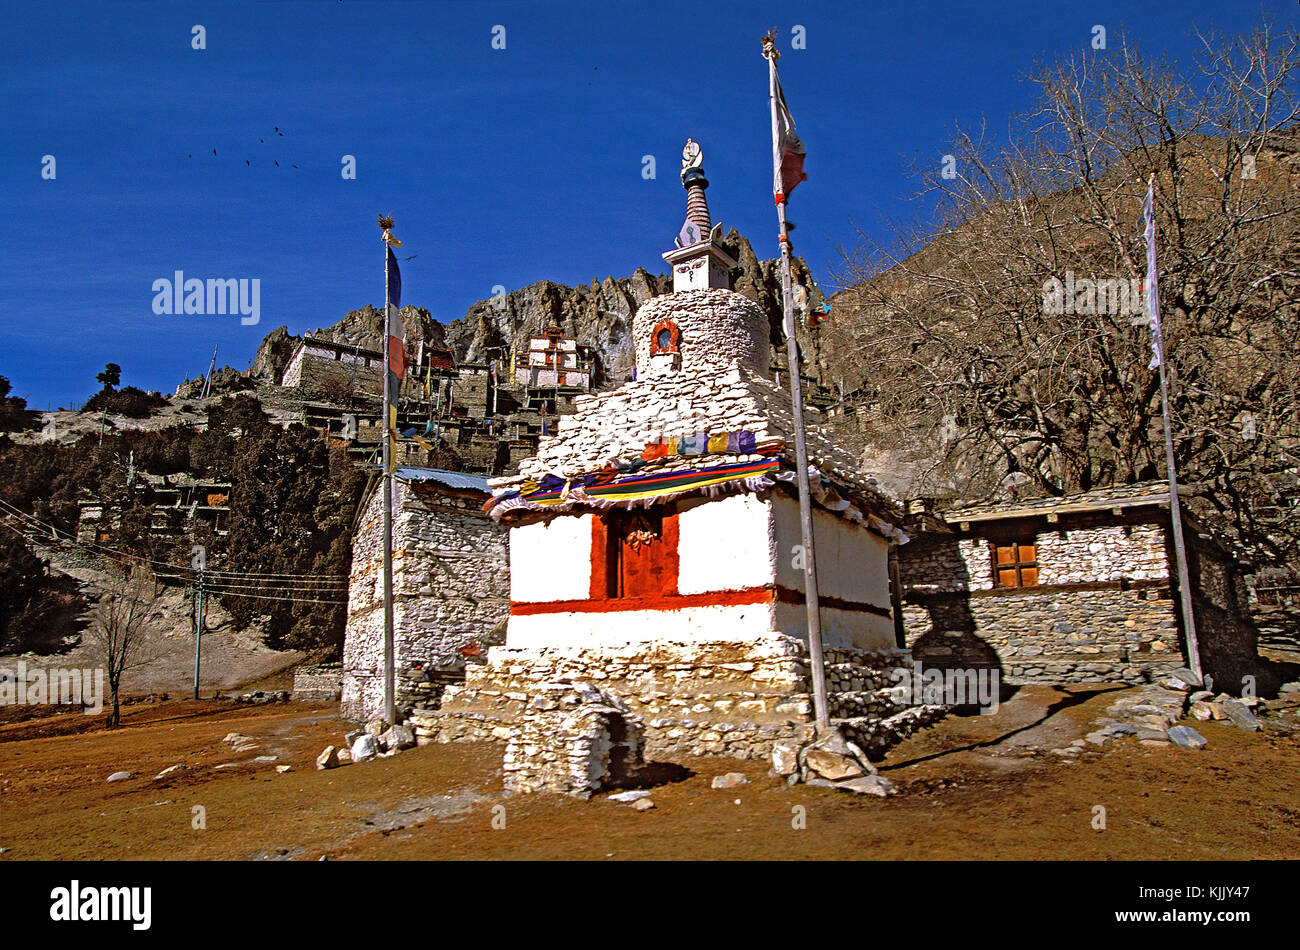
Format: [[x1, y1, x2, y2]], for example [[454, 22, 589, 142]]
[[512, 583, 892, 618], [512, 586, 774, 615]]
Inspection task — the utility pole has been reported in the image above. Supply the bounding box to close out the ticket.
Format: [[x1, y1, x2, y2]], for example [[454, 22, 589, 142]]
[[192, 549, 206, 700]]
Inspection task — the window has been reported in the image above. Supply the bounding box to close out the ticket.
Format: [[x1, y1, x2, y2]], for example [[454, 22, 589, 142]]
[[991, 539, 1038, 588]]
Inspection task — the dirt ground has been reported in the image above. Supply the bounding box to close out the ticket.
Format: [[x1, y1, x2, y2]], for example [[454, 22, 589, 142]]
[[1, 684, 1297, 861]]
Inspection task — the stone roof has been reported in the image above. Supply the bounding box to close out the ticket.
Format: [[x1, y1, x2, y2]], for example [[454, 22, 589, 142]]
[[944, 481, 1180, 524], [487, 359, 903, 525], [394, 467, 492, 495]]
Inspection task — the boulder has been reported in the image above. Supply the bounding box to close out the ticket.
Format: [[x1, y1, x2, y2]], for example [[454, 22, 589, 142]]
[[711, 772, 749, 789], [632, 798, 656, 811], [365, 718, 387, 738], [106, 771, 132, 783], [771, 740, 800, 776], [1167, 725, 1208, 749], [380, 724, 416, 751], [1220, 700, 1261, 732], [608, 790, 652, 803], [836, 775, 897, 797], [805, 749, 865, 782], [1188, 701, 1215, 721], [315, 746, 339, 770], [351, 733, 380, 763]]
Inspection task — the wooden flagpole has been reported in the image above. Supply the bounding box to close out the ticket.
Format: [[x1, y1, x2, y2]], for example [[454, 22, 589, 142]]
[[380, 216, 396, 725], [764, 33, 830, 732], [1146, 174, 1203, 684]]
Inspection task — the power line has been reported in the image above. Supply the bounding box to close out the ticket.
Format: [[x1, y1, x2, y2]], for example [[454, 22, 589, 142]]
[[0, 497, 349, 585]]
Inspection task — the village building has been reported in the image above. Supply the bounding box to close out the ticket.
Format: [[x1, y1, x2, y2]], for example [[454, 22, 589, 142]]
[[414, 142, 942, 762], [340, 467, 509, 722], [898, 482, 1259, 690]]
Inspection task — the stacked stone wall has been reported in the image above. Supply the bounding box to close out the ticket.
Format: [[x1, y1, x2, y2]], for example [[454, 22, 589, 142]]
[[341, 480, 509, 722], [633, 288, 770, 378], [292, 663, 342, 701], [410, 637, 941, 761]]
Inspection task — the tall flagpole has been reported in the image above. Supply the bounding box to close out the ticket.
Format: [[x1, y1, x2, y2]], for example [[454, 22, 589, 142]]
[[380, 219, 396, 725], [764, 34, 829, 732], [1146, 175, 1202, 684]]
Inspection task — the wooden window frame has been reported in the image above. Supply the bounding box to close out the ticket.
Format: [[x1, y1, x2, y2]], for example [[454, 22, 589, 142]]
[[989, 537, 1039, 589]]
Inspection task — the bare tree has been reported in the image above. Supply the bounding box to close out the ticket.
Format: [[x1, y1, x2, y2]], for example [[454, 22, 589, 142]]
[[85, 566, 161, 727], [830, 17, 1300, 562]]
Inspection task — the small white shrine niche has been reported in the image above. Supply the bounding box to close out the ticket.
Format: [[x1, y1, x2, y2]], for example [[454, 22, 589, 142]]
[[649, 317, 682, 374]]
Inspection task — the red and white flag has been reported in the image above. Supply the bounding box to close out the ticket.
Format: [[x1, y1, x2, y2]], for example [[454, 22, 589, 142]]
[[774, 70, 808, 199]]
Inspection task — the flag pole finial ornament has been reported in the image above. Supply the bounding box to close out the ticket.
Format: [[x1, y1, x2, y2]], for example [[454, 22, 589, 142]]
[[761, 29, 779, 62], [377, 212, 402, 248]]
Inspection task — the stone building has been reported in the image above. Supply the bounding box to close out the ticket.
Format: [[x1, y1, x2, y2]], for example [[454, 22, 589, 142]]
[[899, 482, 1259, 690], [340, 466, 510, 722], [280, 337, 386, 396], [416, 143, 941, 762]]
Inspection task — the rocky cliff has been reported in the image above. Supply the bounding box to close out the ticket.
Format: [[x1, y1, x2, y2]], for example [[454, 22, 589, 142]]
[[241, 232, 827, 392]]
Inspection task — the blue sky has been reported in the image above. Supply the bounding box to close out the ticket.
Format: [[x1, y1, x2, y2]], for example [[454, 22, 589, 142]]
[[2, 0, 1294, 410]]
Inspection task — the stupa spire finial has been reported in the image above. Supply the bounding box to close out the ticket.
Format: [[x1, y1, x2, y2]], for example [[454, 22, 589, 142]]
[[663, 138, 737, 291]]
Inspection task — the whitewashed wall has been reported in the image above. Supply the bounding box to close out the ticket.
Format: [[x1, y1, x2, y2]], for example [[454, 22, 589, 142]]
[[772, 494, 895, 650]]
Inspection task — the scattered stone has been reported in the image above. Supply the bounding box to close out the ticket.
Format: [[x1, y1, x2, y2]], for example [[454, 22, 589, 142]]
[[711, 772, 749, 789], [1100, 721, 1137, 736], [338, 749, 352, 762], [380, 723, 416, 751], [275, 765, 292, 774], [1167, 725, 1208, 749], [835, 774, 897, 797], [632, 798, 655, 811], [1188, 701, 1215, 721], [1139, 739, 1171, 747], [351, 733, 380, 763], [608, 790, 653, 803], [153, 765, 186, 780], [1220, 700, 1260, 732], [771, 740, 799, 776], [253, 755, 278, 763], [344, 729, 365, 746], [1084, 731, 1112, 746], [804, 749, 865, 782], [1189, 690, 1215, 703], [1168, 668, 1203, 688], [316, 746, 339, 770], [365, 718, 387, 738], [106, 771, 131, 783]]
